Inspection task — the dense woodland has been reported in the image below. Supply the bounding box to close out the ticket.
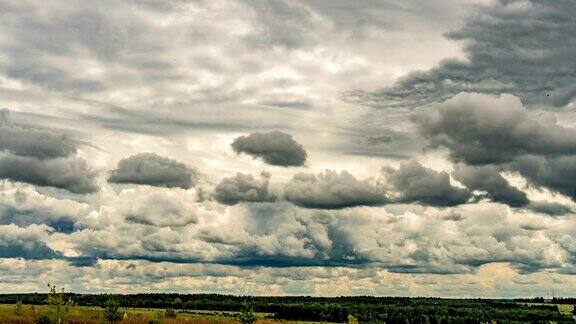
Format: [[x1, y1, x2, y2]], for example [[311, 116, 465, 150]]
[[0, 294, 573, 323]]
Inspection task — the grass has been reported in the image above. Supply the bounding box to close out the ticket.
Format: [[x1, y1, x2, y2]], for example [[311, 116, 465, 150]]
[[0, 303, 277, 324]]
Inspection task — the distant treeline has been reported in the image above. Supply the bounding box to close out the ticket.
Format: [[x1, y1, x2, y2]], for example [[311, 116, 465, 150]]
[[0, 294, 573, 323], [515, 297, 576, 304]]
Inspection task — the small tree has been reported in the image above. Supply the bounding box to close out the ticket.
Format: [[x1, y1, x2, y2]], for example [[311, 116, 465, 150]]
[[348, 314, 359, 324], [46, 283, 76, 323], [103, 298, 124, 323], [164, 308, 177, 318], [238, 304, 257, 324], [13, 300, 23, 316], [173, 297, 183, 309]]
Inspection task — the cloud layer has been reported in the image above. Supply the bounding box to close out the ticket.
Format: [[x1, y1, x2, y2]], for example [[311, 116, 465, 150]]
[[347, 0, 576, 108]]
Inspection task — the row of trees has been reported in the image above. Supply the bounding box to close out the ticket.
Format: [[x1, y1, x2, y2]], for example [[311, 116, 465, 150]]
[[12, 285, 261, 324]]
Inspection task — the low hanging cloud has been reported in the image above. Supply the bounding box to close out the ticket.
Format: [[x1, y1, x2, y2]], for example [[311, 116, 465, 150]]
[[108, 153, 198, 189], [0, 224, 60, 260], [528, 201, 574, 216], [0, 153, 98, 194], [346, 0, 576, 109], [283, 170, 387, 209], [510, 155, 576, 200], [0, 125, 77, 158], [231, 131, 307, 167], [214, 171, 277, 205], [0, 111, 98, 193], [415, 93, 576, 165], [453, 165, 529, 207], [385, 161, 471, 206], [411, 93, 576, 203]]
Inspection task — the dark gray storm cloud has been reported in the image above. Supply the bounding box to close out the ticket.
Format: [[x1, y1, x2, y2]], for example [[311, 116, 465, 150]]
[[283, 170, 387, 209], [510, 155, 576, 200], [385, 161, 471, 206], [453, 165, 529, 207], [346, 0, 576, 108], [0, 125, 77, 158], [415, 93, 576, 165], [0, 153, 97, 194], [0, 110, 98, 193], [528, 201, 574, 216], [109, 153, 197, 189], [214, 172, 277, 205], [231, 131, 307, 167], [0, 205, 76, 233]]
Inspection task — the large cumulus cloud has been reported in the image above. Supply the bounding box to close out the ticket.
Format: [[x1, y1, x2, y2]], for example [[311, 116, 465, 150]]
[[511, 155, 576, 200], [414, 93, 576, 205], [214, 172, 277, 205], [0, 153, 97, 194], [109, 153, 198, 189], [0, 224, 60, 259], [231, 131, 307, 167], [347, 0, 576, 108], [0, 124, 77, 158], [0, 112, 97, 193], [415, 93, 576, 165], [453, 165, 529, 207], [385, 161, 471, 206], [283, 170, 387, 209]]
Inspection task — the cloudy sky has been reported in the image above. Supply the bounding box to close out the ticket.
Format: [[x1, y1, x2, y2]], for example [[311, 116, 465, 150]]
[[1, 0, 576, 297]]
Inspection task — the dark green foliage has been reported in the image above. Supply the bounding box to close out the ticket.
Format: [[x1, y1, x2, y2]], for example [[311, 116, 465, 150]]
[[103, 298, 124, 323], [45, 284, 76, 323], [14, 300, 23, 316], [164, 308, 177, 318], [238, 304, 257, 324], [35, 313, 51, 324]]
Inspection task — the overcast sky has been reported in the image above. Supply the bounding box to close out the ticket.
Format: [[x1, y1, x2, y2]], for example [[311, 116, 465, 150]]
[[1, 0, 576, 297]]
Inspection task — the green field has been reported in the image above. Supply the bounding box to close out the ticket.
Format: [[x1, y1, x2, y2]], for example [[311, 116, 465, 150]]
[[0, 303, 322, 324]]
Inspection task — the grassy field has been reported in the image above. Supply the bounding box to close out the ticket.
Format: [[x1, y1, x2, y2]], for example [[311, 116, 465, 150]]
[[0, 303, 286, 324]]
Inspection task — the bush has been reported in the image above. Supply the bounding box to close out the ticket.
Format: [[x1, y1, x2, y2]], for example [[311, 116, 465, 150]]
[[164, 308, 177, 318], [103, 298, 124, 323], [14, 300, 23, 316], [238, 304, 257, 324], [348, 314, 359, 324], [46, 284, 76, 323], [35, 313, 51, 324]]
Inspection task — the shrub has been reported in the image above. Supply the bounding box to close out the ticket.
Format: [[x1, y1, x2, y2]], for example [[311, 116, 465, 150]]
[[14, 300, 23, 316], [103, 298, 124, 323], [46, 284, 76, 323], [348, 314, 359, 324], [35, 313, 51, 324], [164, 308, 177, 318], [238, 304, 257, 324]]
